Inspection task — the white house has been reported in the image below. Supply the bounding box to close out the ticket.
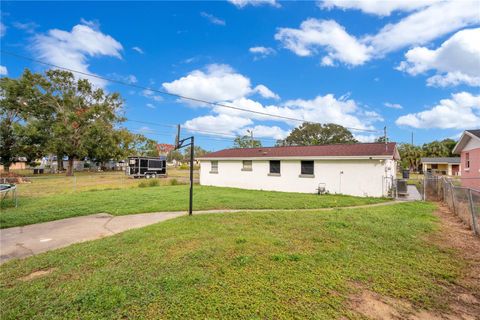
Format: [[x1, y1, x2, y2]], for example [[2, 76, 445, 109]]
[[198, 143, 400, 197]]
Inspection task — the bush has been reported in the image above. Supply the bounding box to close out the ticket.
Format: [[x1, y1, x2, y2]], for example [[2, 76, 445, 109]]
[[138, 180, 159, 188], [169, 178, 179, 186]]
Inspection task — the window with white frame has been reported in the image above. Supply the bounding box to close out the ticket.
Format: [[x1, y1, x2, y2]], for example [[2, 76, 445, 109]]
[[465, 152, 470, 169], [210, 160, 218, 173], [242, 160, 252, 171]]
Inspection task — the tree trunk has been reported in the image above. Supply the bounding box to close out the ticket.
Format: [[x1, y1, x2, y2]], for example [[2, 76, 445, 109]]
[[57, 153, 64, 172], [66, 157, 74, 176], [3, 163, 10, 173]]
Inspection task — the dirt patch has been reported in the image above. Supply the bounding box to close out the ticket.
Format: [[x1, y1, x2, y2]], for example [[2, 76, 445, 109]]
[[19, 268, 56, 281], [350, 290, 445, 320], [350, 204, 480, 320]]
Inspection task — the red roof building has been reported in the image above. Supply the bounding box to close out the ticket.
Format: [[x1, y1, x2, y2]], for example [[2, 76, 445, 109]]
[[199, 142, 399, 159], [198, 142, 400, 198]]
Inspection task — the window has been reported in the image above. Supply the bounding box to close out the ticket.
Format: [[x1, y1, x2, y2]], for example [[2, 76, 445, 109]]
[[300, 160, 314, 176], [465, 152, 470, 169], [269, 160, 280, 175], [242, 160, 252, 171], [210, 160, 218, 173], [148, 160, 163, 169]]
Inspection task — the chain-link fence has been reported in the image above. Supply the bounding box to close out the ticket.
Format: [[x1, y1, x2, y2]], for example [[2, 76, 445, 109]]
[[424, 175, 479, 236]]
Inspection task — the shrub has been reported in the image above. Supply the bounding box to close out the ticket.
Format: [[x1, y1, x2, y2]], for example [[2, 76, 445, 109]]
[[138, 180, 159, 188]]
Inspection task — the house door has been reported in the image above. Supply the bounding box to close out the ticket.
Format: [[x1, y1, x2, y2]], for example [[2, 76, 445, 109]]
[[451, 164, 459, 176]]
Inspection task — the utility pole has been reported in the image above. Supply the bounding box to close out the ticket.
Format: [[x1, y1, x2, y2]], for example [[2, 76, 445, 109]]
[[175, 124, 195, 215], [384, 126, 388, 151], [411, 132, 414, 145], [247, 129, 254, 148]]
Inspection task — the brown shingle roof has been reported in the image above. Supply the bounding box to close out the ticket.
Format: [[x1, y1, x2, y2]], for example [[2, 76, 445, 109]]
[[200, 142, 399, 159]]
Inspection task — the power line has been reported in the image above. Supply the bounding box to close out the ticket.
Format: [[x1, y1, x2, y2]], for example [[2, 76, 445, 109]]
[[1, 50, 382, 133], [125, 119, 280, 141]]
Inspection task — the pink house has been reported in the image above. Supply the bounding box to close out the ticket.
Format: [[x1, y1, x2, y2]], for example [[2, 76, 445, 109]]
[[453, 130, 480, 189]]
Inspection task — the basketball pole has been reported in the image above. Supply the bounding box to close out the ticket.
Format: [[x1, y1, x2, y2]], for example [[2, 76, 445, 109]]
[[175, 124, 194, 216]]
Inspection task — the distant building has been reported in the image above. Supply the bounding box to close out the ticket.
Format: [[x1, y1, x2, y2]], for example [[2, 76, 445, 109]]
[[157, 144, 175, 156], [0, 157, 27, 172], [198, 143, 400, 198], [421, 157, 461, 176], [453, 130, 480, 189]]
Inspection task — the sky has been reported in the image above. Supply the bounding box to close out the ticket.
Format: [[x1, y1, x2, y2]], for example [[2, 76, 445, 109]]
[[1, 0, 479, 151]]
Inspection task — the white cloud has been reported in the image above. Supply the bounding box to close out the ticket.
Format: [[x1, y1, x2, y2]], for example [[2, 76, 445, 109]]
[[320, 0, 438, 16], [365, 1, 480, 54], [278, 1, 479, 66], [254, 84, 280, 100], [108, 73, 138, 84], [0, 22, 6, 37], [79, 18, 100, 29], [168, 65, 381, 141], [12, 21, 38, 34], [142, 89, 163, 102], [397, 28, 480, 87], [132, 46, 144, 54], [32, 22, 123, 88], [146, 103, 155, 109], [229, 0, 280, 8], [0, 65, 8, 75], [240, 125, 289, 139], [395, 92, 480, 129], [275, 19, 372, 66], [427, 72, 480, 87], [184, 114, 253, 136], [384, 102, 403, 109], [249, 46, 276, 59], [163, 64, 258, 104], [200, 12, 226, 26]]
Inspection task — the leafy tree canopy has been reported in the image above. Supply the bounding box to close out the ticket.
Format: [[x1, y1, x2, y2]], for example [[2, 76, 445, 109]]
[[233, 135, 262, 148], [279, 123, 357, 146]]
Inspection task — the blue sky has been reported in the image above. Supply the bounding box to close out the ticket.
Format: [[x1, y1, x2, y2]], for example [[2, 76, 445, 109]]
[[1, 0, 479, 151]]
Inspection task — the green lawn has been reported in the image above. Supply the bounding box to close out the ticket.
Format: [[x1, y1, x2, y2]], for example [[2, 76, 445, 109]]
[[0, 185, 387, 228], [0, 202, 460, 319]]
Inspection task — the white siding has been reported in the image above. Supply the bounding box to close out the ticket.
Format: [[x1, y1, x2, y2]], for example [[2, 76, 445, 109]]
[[464, 137, 480, 151], [200, 159, 396, 197]]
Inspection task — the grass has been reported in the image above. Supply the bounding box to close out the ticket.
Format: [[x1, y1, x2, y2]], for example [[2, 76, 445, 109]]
[[0, 185, 387, 228], [4, 169, 199, 198], [0, 202, 461, 319]]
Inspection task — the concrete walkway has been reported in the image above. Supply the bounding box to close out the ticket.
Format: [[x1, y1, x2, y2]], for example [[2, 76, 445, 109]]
[[0, 201, 401, 264]]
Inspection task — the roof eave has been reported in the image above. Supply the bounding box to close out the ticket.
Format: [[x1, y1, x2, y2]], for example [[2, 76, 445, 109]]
[[197, 155, 396, 161], [452, 131, 478, 154]]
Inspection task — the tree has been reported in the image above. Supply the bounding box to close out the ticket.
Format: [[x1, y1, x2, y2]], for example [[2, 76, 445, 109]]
[[441, 138, 457, 156], [422, 141, 449, 158], [38, 70, 124, 176], [0, 70, 47, 171], [398, 143, 423, 171], [183, 145, 208, 160], [279, 123, 357, 146], [375, 136, 388, 143], [233, 135, 262, 148], [167, 149, 183, 163]]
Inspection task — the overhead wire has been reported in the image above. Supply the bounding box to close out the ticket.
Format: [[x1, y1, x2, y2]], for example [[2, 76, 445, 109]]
[[1, 50, 383, 135]]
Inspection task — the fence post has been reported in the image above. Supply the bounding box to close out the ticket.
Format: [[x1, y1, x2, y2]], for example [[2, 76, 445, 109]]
[[450, 182, 456, 215], [423, 177, 426, 201], [468, 189, 479, 235]]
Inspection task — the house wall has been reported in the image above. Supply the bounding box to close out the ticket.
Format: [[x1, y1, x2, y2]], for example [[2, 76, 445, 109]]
[[200, 159, 396, 197], [422, 163, 455, 175], [460, 146, 480, 189], [0, 162, 27, 172]]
